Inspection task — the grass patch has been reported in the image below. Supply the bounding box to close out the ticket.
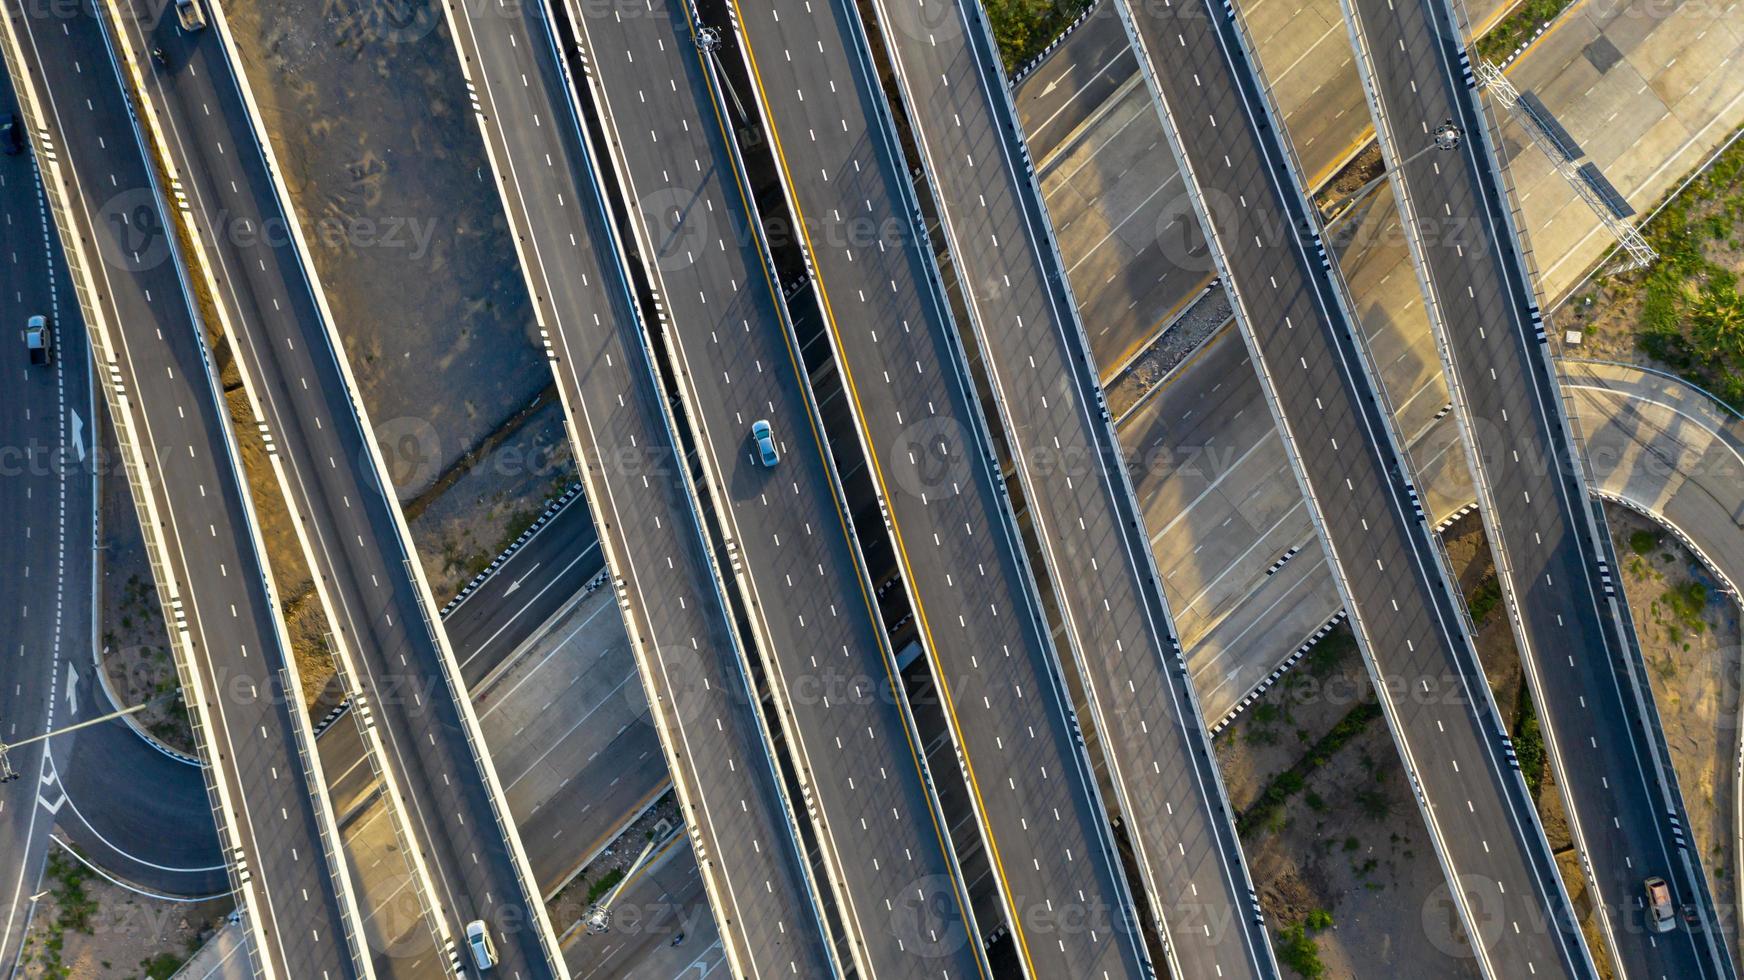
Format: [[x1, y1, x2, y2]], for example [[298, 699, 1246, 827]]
[[584, 868, 626, 905], [983, 0, 1094, 74], [1276, 911, 1335, 978], [1467, 574, 1504, 625], [1661, 580, 1709, 640], [1304, 623, 1356, 677], [1573, 126, 1744, 409], [1238, 700, 1383, 836], [141, 952, 190, 979], [1512, 684, 1547, 798], [1474, 0, 1573, 62]]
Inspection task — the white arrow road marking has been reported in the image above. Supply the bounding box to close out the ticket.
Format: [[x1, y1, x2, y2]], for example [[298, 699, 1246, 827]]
[[503, 561, 541, 596], [64, 663, 79, 716], [69, 409, 84, 462]]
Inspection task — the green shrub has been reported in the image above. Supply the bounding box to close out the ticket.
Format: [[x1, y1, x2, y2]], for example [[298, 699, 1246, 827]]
[[983, 0, 1094, 73], [1467, 575, 1503, 625], [1513, 686, 1546, 799], [1276, 921, 1328, 979]]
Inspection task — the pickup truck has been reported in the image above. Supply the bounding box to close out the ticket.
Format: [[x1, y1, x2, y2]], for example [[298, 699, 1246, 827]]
[[175, 0, 205, 32]]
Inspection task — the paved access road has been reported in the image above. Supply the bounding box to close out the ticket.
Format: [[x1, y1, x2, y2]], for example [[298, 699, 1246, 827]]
[[439, 0, 836, 972], [562, 836, 725, 980], [731, 2, 1155, 977], [0, 2, 366, 974], [114, 4, 563, 974], [570, 2, 986, 975], [448, 492, 603, 687], [1343, 1, 1732, 973], [0, 58, 100, 975], [1114, 0, 1599, 975], [868, 2, 1273, 976]]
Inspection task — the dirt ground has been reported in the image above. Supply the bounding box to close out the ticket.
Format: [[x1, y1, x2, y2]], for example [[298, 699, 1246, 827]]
[[224, 0, 549, 503], [14, 847, 232, 980], [1216, 624, 1481, 978], [547, 792, 681, 937], [212, 348, 340, 716], [1609, 506, 1741, 965], [222, 0, 585, 608], [1315, 144, 1386, 218], [92, 402, 192, 757], [408, 398, 576, 605], [1105, 289, 1233, 420]]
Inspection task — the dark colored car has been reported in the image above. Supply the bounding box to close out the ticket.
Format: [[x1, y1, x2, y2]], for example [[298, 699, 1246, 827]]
[[1, 114, 23, 155]]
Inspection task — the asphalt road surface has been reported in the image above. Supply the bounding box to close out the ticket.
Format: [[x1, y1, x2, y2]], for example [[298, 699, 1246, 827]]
[[730, 2, 1160, 976], [440, 0, 837, 971], [1344, 0, 1732, 973], [448, 492, 603, 687], [0, 58, 102, 974], [568, 2, 993, 974], [0, 2, 366, 973], [869, 3, 1275, 977], [1114, 0, 1597, 975], [115, 4, 564, 974]]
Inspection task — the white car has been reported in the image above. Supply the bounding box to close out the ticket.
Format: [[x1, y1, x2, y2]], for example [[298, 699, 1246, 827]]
[[751, 419, 779, 467], [464, 919, 497, 971]]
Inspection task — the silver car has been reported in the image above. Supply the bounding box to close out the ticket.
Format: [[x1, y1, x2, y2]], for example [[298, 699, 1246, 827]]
[[24, 315, 51, 365], [752, 419, 779, 467]]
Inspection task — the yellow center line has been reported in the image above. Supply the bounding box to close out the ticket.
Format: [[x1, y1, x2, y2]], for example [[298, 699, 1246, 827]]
[[685, 15, 992, 980], [726, 2, 1041, 975]]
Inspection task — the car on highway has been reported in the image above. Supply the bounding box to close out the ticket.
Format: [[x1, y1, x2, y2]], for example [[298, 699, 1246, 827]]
[[464, 919, 496, 970], [1, 114, 22, 155], [174, 0, 205, 31], [751, 419, 779, 467], [1644, 876, 1676, 933], [24, 315, 51, 365]]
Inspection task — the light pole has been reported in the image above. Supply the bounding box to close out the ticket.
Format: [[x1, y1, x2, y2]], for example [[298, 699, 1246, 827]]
[[0, 690, 178, 782], [1321, 120, 1461, 225]]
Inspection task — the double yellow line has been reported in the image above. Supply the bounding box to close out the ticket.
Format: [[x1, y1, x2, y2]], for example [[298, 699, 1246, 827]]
[[722, 2, 1043, 974]]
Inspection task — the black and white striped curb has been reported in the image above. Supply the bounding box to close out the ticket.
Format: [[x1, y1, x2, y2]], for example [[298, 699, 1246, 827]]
[[310, 698, 353, 738], [1009, 0, 1102, 88], [1434, 502, 1479, 533], [1264, 545, 1302, 576], [1210, 610, 1349, 736], [439, 482, 585, 618]]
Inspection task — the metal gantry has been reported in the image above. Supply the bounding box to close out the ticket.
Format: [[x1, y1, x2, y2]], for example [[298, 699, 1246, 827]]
[[1476, 60, 1656, 272]]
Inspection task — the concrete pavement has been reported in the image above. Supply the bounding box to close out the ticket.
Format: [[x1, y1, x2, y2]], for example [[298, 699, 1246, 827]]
[[568, 1, 989, 973], [0, 56, 101, 974], [868, 1, 1274, 974], [0, 4, 370, 972], [438, 0, 838, 969]]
